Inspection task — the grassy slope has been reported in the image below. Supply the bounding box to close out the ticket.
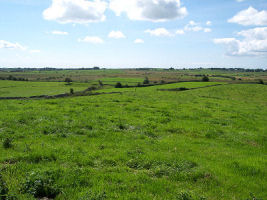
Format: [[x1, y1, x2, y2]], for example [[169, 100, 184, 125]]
[[0, 84, 266, 199]]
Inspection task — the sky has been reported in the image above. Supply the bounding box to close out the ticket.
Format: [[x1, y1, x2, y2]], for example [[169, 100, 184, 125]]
[[0, 0, 267, 69]]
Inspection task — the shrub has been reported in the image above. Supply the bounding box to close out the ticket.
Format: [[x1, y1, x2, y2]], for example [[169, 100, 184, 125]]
[[98, 80, 103, 87], [70, 88, 74, 94], [64, 77, 72, 83], [115, 82, 122, 88], [179, 87, 189, 91], [202, 76, 209, 82], [258, 79, 264, 84], [21, 170, 61, 198], [143, 77, 150, 84], [3, 138, 12, 149]]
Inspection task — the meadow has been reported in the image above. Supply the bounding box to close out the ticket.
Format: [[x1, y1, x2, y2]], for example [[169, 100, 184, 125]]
[[0, 69, 266, 200]]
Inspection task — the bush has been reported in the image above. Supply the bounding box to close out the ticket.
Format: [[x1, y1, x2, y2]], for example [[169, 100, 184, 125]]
[[202, 76, 209, 82], [98, 80, 103, 87], [70, 88, 74, 94], [115, 82, 122, 88], [64, 77, 72, 83], [143, 77, 150, 84], [3, 138, 12, 149], [258, 79, 264, 84], [21, 170, 61, 198]]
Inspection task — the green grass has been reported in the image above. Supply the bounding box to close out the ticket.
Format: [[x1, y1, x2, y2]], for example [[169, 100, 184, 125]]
[[0, 81, 91, 97], [0, 83, 266, 199]]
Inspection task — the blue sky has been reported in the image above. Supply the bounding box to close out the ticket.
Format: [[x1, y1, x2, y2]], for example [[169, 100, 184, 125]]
[[0, 0, 267, 68]]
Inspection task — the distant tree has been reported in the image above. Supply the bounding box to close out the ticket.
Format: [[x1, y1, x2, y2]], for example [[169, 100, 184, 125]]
[[7, 75, 13, 80], [202, 76, 209, 82], [93, 67, 100, 70], [98, 80, 103, 87], [115, 82, 122, 88], [143, 77, 150, 84], [64, 77, 72, 83], [259, 79, 264, 84]]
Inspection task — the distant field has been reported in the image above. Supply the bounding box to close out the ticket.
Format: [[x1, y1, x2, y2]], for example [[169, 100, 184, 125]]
[[0, 68, 266, 83], [0, 81, 90, 97]]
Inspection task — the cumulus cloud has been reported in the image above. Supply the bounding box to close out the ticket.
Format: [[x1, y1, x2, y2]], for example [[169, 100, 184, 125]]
[[134, 39, 144, 44], [228, 7, 267, 26], [214, 27, 267, 56], [109, 0, 187, 22], [108, 31, 126, 39], [78, 36, 104, 44], [145, 28, 173, 37], [43, 0, 107, 24], [0, 40, 26, 50], [51, 30, 69, 35], [183, 20, 212, 33]]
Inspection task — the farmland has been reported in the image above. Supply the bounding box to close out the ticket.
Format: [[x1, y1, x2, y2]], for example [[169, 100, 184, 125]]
[[0, 69, 266, 200]]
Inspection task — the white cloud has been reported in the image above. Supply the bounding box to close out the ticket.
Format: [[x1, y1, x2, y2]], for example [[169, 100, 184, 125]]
[[108, 31, 126, 39], [206, 21, 212, 26], [145, 28, 173, 37], [0, 40, 26, 50], [78, 36, 104, 44], [176, 29, 185, 35], [109, 0, 187, 22], [184, 21, 212, 33], [134, 39, 144, 44], [51, 30, 69, 35], [43, 0, 107, 24], [228, 7, 267, 26], [236, 0, 245, 2], [214, 27, 267, 56], [30, 50, 41, 53]]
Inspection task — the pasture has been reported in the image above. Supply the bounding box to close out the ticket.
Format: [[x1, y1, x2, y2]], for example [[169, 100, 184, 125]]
[[0, 69, 266, 200]]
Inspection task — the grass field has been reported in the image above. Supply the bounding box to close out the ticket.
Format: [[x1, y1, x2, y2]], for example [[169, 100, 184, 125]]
[[0, 72, 266, 199], [0, 81, 91, 97]]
